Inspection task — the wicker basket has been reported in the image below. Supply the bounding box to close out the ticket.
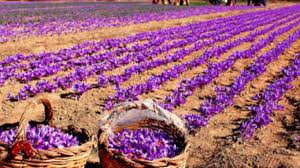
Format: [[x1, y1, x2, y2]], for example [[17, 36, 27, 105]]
[[0, 98, 95, 167], [98, 99, 190, 168]]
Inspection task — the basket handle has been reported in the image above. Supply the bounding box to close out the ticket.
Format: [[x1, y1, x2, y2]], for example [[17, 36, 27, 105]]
[[14, 98, 53, 143]]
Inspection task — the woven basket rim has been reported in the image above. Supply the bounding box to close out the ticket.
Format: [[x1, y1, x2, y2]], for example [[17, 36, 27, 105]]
[[0, 122, 94, 152], [99, 130, 190, 163], [0, 98, 95, 162], [98, 99, 190, 166]]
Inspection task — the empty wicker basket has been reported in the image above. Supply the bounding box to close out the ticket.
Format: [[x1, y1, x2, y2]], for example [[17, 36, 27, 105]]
[[0, 98, 95, 167]]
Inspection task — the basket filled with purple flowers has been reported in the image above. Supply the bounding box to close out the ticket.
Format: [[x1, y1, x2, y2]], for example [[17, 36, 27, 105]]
[[98, 99, 189, 168], [0, 98, 94, 167]]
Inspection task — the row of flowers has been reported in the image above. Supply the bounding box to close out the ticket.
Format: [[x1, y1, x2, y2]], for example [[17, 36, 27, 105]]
[[104, 8, 300, 110], [1, 8, 269, 85], [3, 8, 281, 101], [0, 4, 255, 43], [240, 54, 300, 138], [184, 20, 300, 134], [1, 5, 299, 142]]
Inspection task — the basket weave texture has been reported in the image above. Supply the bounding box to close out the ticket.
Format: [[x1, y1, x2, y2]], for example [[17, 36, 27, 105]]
[[0, 98, 95, 168], [98, 99, 190, 168]]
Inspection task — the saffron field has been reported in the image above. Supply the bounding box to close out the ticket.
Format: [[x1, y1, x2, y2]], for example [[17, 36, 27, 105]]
[[0, 2, 299, 167]]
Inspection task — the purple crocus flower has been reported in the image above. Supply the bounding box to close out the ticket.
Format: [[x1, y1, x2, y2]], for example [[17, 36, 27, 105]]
[[0, 125, 79, 150], [108, 128, 180, 160]]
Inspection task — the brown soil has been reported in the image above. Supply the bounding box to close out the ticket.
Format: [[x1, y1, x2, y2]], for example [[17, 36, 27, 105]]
[[0, 3, 299, 168]]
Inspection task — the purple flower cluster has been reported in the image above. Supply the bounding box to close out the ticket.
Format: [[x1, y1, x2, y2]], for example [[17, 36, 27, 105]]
[[108, 128, 179, 161], [104, 7, 300, 110], [92, 9, 281, 92], [240, 54, 300, 138], [0, 2, 255, 42], [2, 7, 282, 100], [1, 5, 300, 139], [184, 21, 300, 132], [1, 12, 237, 80], [0, 125, 79, 150], [162, 13, 300, 111], [73, 82, 92, 95]]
